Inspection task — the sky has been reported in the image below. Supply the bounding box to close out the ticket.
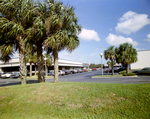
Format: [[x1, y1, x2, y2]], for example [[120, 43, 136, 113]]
[[13, 0, 150, 64]]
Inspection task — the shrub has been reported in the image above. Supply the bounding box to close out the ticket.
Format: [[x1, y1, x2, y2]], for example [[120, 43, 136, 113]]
[[119, 70, 126, 74], [122, 72, 136, 76]]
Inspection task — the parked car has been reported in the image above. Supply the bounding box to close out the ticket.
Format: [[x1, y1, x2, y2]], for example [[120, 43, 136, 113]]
[[0, 72, 13, 78], [48, 70, 54, 76], [105, 67, 119, 73], [132, 67, 150, 75], [91, 68, 97, 71], [82, 69, 88, 72], [78, 69, 83, 73], [70, 69, 78, 74], [105, 68, 111, 73], [0, 73, 6, 78], [10, 72, 20, 78], [63, 70, 71, 75], [59, 70, 65, 76], [118, 67, 126, 72]]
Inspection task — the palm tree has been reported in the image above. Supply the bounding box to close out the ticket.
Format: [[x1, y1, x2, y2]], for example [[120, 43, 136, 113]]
[[26, 4, 47, 83], [0, 0, 36, 85], [115, 43, 137, 73], [107, 61, 111, 68], [43, 0, 81, 82], [26, 43, 37, 77], [104, 46, 116, 75], [44, 53, 53, 76], [32, 53, 38, 76]]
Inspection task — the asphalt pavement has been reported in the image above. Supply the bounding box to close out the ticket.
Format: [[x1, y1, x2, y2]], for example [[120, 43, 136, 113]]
[[0, 70, 150, 87]]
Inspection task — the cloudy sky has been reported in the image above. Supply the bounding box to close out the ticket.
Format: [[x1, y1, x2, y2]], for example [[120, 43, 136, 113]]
[[58, 0, 150, 64], [13, 0, 150, 64]]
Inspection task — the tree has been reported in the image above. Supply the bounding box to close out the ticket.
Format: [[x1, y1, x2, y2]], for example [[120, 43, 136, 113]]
[[115, 43, 137, 73], [26, 45, 37, 77], [104, 46, 116, 75], [0, 0, 35, 85], [44, 53, 53, 76], [107, 61, 111, 68], [96, 64, 101, 68], [32, 53, 38, 76], [89, 63, 96, 68], [43, 0, 81, 82]]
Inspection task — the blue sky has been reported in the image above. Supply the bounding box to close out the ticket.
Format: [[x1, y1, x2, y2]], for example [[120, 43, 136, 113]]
[[11, 0, 150, 64], [58, 0, 150, 64]]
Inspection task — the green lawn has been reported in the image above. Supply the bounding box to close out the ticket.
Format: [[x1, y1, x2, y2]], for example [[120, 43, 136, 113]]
[[26, 75, 53, 79], [0, 82, 150, 119]]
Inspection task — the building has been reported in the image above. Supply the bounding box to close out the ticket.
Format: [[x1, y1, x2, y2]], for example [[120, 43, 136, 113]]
[[131, 50, 150, 69], [0, 58, 89, 73]]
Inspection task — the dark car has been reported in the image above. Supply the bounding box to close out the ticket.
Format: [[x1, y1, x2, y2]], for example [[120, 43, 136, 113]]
[[132, 67, 150, 75], [118, 67, 126, 72]]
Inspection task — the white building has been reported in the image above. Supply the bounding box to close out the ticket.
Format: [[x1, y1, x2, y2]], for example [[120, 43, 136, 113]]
[[0, 58, 89, 72], [131, 50, 150, 69]]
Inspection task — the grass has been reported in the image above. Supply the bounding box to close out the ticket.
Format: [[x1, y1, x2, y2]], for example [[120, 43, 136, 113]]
[[92, 74, 123, 78], [0, 82, 150, 119]]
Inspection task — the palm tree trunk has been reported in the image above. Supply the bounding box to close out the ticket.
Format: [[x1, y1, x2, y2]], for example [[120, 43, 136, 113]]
[[111, 59, 114, 75], [30, 62, 32, 77], [37, 43, 45, 83], [53, 49, 59, 83], [18, 36, 27, 85], [45, 65, 48, 76], [126, 64, 129, 74]]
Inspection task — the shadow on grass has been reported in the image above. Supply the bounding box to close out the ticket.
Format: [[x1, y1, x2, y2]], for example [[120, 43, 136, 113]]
[[0, 79, 39, 87]]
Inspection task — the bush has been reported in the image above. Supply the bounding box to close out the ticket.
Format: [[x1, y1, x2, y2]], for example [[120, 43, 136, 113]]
[[119, 70, 126, 74], [122, 72, 136, 76]]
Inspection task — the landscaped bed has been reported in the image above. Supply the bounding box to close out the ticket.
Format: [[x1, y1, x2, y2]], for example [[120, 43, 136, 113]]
[[0, 82, 149, 118]]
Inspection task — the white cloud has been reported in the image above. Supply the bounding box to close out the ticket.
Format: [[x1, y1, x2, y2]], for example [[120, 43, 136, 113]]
[[144, 34, 150, 42], [115, 11, 150, 35], [105, 33, 139, 46], [78, 28, 100, 41]]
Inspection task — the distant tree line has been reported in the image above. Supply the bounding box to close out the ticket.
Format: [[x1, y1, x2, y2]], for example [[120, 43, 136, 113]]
[[89, 64, 101, 68]]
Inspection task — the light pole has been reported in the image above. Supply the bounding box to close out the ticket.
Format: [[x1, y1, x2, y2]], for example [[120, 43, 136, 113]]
[[44, 57, 47, 76], [100, 53, 103, 76]]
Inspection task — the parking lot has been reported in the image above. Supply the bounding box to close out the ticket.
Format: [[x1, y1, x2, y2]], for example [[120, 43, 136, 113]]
[[0, 70, 150, 87]]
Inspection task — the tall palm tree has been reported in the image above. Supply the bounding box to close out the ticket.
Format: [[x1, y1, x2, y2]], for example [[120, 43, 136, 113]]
[[115, 43, 137, 73], [107, 61, 111, 68], [43, 0, 81, 82], [26, 9, 47, 83], [0, 0, 36, 84], [104, 46, 116, 75], [26, 43, 37, 77], [32, 53, 38, 76], [44, 53, 53, 76]]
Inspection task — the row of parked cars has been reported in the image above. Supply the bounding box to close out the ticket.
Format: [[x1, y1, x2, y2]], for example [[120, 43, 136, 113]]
[[48, 69, 88, 76], [104, 67, 125, 73], [0, 72, 20, 78]]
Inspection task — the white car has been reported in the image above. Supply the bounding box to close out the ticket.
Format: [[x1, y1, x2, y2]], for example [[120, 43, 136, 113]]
[[59, 70, 65, 76], [10, 72, 20, 78], [0, 73, 6, 78], [1, 72, 12, 78]]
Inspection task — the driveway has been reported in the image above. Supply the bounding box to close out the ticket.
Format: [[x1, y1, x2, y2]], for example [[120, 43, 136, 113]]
[[0, 70, 150, 87]]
